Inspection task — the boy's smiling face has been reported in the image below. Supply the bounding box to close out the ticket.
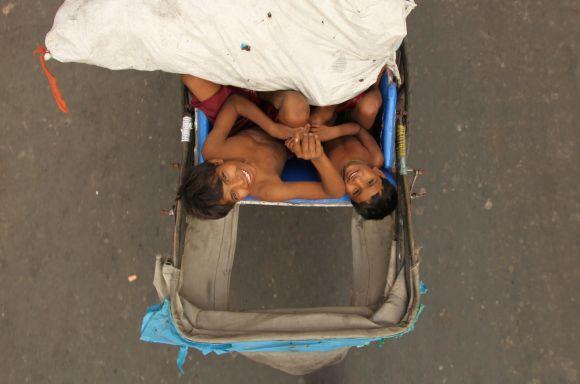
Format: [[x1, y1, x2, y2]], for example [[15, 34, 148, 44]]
[[210, 159, 257, 204], [342, 161, 386, 203]]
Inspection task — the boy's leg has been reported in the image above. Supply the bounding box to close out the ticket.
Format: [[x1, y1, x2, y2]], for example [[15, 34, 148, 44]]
[[259, 91, 309, 127], [349, 87, 382, 130], [181, 74, 221, 102]]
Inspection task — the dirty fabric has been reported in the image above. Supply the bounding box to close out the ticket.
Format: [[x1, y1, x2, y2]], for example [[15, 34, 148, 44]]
[[142, 207, 422, 375], [45, 0, 415, 105]]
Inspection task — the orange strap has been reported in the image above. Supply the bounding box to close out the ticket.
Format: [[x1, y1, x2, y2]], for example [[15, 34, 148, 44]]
[[33, 45, 70, 114]]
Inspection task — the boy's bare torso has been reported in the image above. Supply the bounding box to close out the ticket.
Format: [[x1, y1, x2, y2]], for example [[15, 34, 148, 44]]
[[224, 127, 288, 193], [325, 136, 372, 172]]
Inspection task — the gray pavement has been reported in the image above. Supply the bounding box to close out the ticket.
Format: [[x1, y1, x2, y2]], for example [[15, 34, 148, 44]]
[[1, 1, 578, 383]]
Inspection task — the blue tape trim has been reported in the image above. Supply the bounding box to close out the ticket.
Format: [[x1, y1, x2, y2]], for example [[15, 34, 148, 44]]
[[177, 346, 188, 374], [420, 281, 428, 295], [141, 299, 423, 355]]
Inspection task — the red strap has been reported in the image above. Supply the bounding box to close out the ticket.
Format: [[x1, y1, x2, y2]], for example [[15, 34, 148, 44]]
[[33, 45, 70, 114]]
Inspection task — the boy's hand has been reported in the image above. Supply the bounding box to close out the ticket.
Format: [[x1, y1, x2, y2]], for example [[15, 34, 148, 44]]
[[310, 123, 339, 142], [267, 123, 308, 140], [285, 133, 324, 161]]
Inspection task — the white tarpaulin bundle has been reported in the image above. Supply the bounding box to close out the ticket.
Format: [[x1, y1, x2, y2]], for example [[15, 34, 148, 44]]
[[46, 0, 415, 105]]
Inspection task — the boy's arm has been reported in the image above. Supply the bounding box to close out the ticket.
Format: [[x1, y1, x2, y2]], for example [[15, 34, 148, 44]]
[[269, 134, 345, 200], [229, 95, 303, 139], [201, 96, 240, 159], [263, 178, 344, 202], [357, 128, 385, 167], [310, 122, 361, 142], [203, 95, 301, 159], [308, 154, 345, 197]]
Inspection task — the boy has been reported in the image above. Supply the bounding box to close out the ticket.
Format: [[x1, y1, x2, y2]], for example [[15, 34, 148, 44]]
[[178, 92, 345, 220], [286, 112, 396, 220], [324, 128, 397, 220]]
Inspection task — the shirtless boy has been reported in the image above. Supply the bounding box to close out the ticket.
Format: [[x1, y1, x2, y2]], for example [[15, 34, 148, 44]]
[[325, 128, 397, 220], [178, 76, 345, 219], [286, 73, 396, 220], [286, 126, 396, 220]]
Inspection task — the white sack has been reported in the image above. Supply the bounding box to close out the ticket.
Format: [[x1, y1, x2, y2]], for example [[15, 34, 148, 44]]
[[46, 0, 415, 106]]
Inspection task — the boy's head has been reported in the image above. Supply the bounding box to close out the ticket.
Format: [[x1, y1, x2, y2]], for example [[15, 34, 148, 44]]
[[178, 159, 255, 220], [342, 161, 397, 220]]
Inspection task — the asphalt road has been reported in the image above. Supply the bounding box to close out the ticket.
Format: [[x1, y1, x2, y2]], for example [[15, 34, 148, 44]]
[[1, 1, 578, 383]]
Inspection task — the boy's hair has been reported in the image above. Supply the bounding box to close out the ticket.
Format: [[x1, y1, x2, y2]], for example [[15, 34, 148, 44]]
[[177, 162, 233, 220], [352, 178, 397, 220]]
